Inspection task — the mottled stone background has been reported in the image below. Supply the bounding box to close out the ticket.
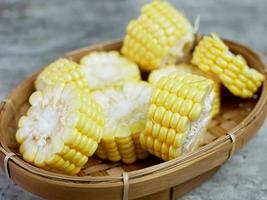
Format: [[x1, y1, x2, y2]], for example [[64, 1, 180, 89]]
[[0, 0, 267, 199]]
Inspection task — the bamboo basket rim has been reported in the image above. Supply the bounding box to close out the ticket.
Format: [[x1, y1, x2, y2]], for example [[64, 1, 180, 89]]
[[0, 38, 266, 187]]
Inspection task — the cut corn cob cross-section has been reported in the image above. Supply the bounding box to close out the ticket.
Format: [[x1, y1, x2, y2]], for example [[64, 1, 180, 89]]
[[80, 51, 141, 90], [192, 33, 265, 98], [148, 64, 221, 117], [93, 81, 152, 164], [16, 83, 105, 175], [140, 72, 214, 160], [35, 58, 88, 91], [121, 0, 194, 71]]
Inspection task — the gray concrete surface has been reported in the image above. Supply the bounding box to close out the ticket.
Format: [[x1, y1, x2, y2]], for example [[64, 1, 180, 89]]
[[0, 0, 267, 199]]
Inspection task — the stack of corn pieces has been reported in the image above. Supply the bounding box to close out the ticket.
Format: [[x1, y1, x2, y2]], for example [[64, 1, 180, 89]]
[[16, 0, 265, 175], [93, 81, 151, 164]]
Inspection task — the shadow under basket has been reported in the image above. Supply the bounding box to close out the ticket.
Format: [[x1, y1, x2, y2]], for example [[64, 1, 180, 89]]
[[0, 39, 267, 200]]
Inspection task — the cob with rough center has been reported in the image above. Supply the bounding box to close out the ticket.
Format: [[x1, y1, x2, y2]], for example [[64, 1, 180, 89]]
[[140, 72, 214, 160], [80, 51, 141, 90], [192, 33, 265, 98], [148, 64, 220, 117], [35, 58, 88, 91], [121, 0, 194, 71], [93, 81, 152, 164], [16, 84, 105, 175]]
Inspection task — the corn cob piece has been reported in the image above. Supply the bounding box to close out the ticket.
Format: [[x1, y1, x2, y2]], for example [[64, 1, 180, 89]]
[[192, 33, 265, 98], [140, 72, 214, 160], [93, 81, 152, 164], [16, 83, 105, 175], [121, 0, 194, 71], [80, 51, 141, 90], [148, 64, 221, 116], [35, 58, 88, 91]]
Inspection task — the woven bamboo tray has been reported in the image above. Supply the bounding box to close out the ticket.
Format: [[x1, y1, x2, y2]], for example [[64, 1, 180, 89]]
[[0, 39, 266, 200]]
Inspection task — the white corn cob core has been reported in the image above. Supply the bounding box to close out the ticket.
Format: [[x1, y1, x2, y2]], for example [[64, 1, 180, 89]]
[[80, 51, 141, 90]]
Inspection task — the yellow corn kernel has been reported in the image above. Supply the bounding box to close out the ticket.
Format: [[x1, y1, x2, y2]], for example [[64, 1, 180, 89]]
[[146, 136, 154, 150], [140, 72, 214, 160], [93, 82, 152, 164], [151, 123, 161, 139], [80, 51, 141, 90], [192, 33, 265, 98], [158, 127, 168, 142], [16, 84, 105, 175], [122, 0, 194, 71], [35, 58, 88, 91]]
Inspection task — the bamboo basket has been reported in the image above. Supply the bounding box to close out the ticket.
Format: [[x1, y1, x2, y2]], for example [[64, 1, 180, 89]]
[[0, 39, 266, 200]]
